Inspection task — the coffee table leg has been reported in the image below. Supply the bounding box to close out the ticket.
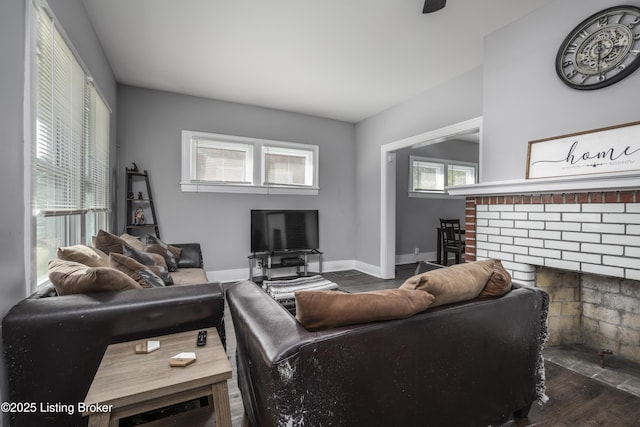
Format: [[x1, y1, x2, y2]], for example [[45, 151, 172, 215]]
[[212, 381, 232, 427], [87, 412, 110, 427]]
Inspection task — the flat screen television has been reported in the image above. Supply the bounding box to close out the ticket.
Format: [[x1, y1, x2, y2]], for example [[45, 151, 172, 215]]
[[251, 210, 319, 253]]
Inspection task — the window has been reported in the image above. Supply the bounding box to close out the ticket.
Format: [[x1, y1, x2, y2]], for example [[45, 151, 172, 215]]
[[29, 3, 111, 286], [409, 156, 476, 197], [181, 131, 319, 195]]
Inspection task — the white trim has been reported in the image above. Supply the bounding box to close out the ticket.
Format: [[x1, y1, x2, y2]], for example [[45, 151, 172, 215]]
[[447, 170, 640, 197], [380, 117, 483, 279]]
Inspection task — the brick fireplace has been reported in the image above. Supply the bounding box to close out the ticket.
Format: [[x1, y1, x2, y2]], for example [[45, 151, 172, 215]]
[[453, 185, 640, 365]]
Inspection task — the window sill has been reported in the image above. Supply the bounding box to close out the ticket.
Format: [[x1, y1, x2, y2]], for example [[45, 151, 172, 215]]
[[408, 191, 466, 200], [180, 182, 319, 196]]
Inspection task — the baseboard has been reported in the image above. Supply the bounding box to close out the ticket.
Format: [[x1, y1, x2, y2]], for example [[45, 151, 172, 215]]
[[395, 251, 436, 266]]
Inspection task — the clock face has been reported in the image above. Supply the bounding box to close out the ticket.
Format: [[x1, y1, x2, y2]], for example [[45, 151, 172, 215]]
[[556, 5, 640, 90]]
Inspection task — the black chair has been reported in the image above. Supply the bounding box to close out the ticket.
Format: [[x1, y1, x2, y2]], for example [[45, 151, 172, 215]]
[[440, 218, 465, 265]]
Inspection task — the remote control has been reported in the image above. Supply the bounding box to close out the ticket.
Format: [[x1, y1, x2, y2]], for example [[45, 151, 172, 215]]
[[197, 330, 207, 346]]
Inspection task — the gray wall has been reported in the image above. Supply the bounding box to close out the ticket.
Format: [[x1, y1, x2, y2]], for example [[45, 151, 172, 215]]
[[0, 1, 116, 423], [395, 140, 479, 258], [482, 0, 640, 182], [116, 86, 357, 274], [355, 67, 484, 268]]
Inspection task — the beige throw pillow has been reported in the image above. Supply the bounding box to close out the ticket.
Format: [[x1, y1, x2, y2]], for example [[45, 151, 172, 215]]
[[57, 245, 110, 268], [48, 259, 141, 295], [400, 260, 495, 307], [94, 229, 127, 255], [295, 288, 435, 331], [479, 259, 513, 297]]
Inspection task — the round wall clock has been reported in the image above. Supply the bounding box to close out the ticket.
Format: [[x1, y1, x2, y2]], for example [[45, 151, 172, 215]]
[[556, 5, 640, 90]]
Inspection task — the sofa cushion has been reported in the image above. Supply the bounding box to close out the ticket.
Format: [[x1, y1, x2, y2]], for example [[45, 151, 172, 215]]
[[119, 233, 146, 251], [145, 244, 179, 272], [146, 235, 182, 261], [48, 259, 141, 295], [110, 253, 165, 288], [169, 268, 209, 286], [479, 260, 513, 297], [400, 259, 494, 307], [123, 246, 174, 286], [94, 229, 127, 254], [294, 288, 435, 331], [57, 245, 110, 268]]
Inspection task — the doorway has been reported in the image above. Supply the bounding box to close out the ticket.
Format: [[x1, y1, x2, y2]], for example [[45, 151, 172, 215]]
[[379, 117, 482, 279]]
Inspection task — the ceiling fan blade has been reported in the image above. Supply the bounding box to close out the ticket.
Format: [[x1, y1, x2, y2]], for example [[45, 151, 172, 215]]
[[423, 0, 447, 13]]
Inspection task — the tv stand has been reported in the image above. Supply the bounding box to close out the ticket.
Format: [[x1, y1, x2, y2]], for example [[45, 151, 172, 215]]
[[248, 250, 323, 282]]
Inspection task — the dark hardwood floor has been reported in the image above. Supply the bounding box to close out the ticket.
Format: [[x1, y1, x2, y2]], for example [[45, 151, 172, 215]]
[[221, 265, 640, 426]]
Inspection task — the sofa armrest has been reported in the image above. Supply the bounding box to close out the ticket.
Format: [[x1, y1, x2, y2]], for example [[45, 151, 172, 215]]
[[172, 242, 204, 269], [2, 281, 225, 427]]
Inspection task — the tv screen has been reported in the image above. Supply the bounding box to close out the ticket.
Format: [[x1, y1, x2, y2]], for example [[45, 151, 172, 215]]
[[251, 210, 319, 253]]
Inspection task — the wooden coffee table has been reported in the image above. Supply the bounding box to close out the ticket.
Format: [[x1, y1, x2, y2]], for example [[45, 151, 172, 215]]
[[83, 328, 231, 427]]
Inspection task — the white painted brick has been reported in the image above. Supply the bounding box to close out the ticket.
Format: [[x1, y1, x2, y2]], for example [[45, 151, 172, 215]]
[[529, 212, 561, 221], [546, 240, 580, 251], [515, 204, 544, 212], [602, 234, 640, 246], [515, 220, 545, 230], [476, 211, 500, 219], [477, 241, 501, 251], [581, 243, 624, 256], [477, 218, 489, 227], [477, 226, 501, 235], [545, 258, 580, 271], [514, 254, 544, 265], [502, 260, 536, 275], [476, 205, 488, 211], [582, 223, 626, 234], [501, 228, 529, 237], [489, 219, 515, 228], [545, 203, 581, 212], [628, 225, 640, 235], [562, 231, 600, 243], [530, 230, 562, 240], [563, 251, 601, 264], [602, 255, 640, 269], [514, 237, 544, 248], [489, 204, 514, 212], [582, 203, 625, 213], [500, 211, 528, 220], [562, 213, 602, 223], [603, 213, 640, 224], [626, 269, 640, 280], [627, 247, 640, 257], [530, 247, 561, 259], [501, 244, 530, 255], [476, 234, 488, 242], [547, 222, 581, 231], [581, 263, 625, 277], [488, 251, 514, 261], [476, 249, 488, 258], [512, 273, 536, 285], [488, 235, 513, 245], [626, 204, 640, 213]]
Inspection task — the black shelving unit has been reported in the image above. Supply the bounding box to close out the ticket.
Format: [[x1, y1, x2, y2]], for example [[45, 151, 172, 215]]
[[124, 168, 160, 238]]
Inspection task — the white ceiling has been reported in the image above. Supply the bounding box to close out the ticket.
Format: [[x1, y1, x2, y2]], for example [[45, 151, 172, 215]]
[[82, 0, 554, 123]]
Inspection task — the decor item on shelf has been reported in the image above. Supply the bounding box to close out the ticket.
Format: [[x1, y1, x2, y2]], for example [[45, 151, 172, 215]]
[[127, 191, 134, 199], [131, 162, 139, 172], [556, 5, 640, 90], [134, 207, 145, 225], [125, 168, 160, 237], [526, 120, 640, 179], [138, 191, 144, 199]]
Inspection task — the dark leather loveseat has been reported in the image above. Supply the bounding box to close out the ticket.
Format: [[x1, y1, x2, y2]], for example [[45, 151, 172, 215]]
[[2, 243, 225, 427], [227, 279, 548, 427]]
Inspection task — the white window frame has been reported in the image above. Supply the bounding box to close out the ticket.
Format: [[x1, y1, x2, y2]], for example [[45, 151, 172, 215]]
[[409, 155, 477, 199], [181, 130, 319, 195], [25, 0, 111, 289]]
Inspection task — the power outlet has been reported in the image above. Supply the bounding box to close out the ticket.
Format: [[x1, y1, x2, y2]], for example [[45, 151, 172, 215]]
[[414, 247, 419, 255]]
